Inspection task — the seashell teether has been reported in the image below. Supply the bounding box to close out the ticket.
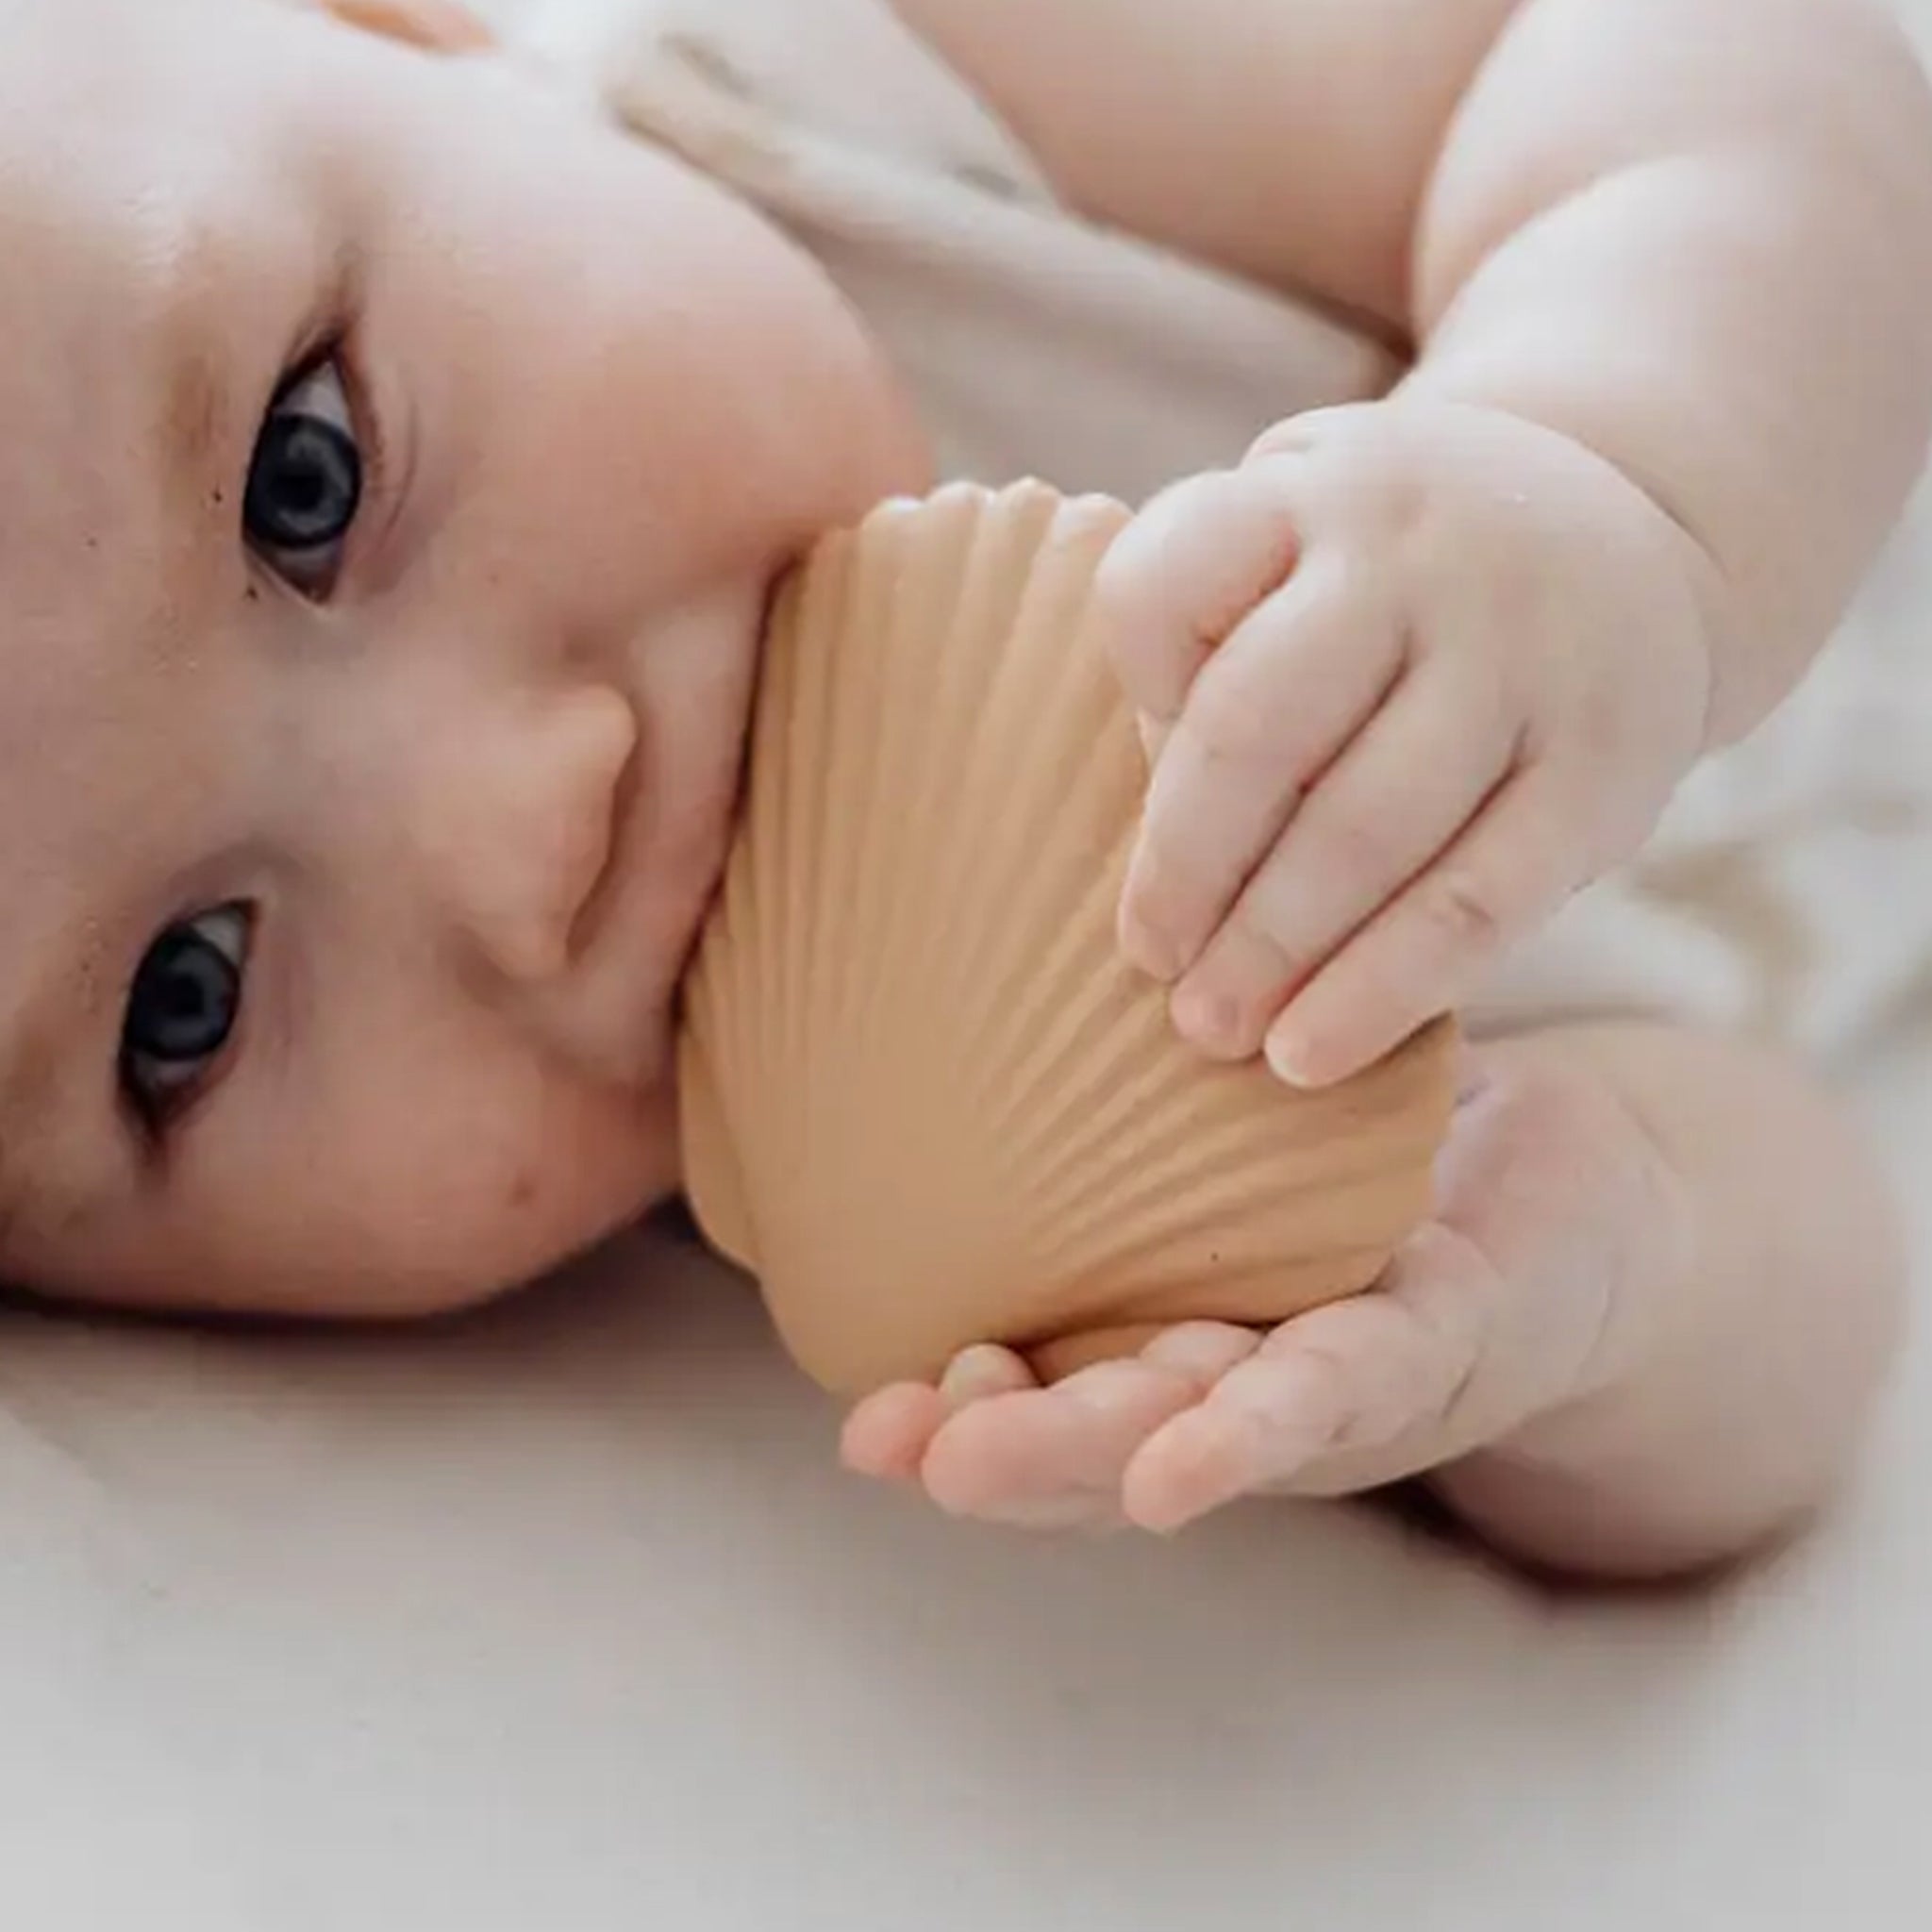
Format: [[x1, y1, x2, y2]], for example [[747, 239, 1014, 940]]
[[677, 480, 1457, 1396]]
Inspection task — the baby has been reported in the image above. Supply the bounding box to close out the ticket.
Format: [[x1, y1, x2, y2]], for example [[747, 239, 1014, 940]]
[[2, 0, 1929, 1581]]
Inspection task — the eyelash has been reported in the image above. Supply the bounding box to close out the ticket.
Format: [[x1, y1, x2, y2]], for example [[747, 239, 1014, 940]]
[[117, 904, 257, 1141], [114, 333, 375, 1143], [243, 335, 378, 602]]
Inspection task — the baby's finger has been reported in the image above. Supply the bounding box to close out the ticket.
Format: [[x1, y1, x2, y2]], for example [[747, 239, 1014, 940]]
[[840, 1346, 1036, 1483], [941, 1343, 1039, 1407], [841, 1385, 949, 1484], [918, 1341, 1243, 1528], [1094, 468, 1304, 727], [1122, 1229, 1495, 1531], [1120, 566, 1405, 984], [1267, 769, 1577, 1090], [1168, 658, 1516, 1061]]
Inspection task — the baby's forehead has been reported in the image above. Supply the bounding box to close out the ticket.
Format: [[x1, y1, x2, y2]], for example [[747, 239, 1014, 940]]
[[2, 0, 199, 108], [0, 169, 226, 544], [0, 11, 215, 241], [0, 3, 323, 709], [0, 0, 301, 192], [0, 3, 309, 407]]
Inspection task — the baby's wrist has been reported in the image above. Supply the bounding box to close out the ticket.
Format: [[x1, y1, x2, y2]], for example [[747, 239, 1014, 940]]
[[1255, 393, 1731, 752]]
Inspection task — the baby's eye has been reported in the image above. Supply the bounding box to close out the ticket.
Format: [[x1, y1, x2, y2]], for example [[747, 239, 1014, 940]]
[[243, 356, 362, 600], [119, 905, 254, 1128]]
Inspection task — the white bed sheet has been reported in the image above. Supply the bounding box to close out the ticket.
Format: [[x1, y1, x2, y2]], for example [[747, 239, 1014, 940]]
[[4, 3, 1931, 1924]]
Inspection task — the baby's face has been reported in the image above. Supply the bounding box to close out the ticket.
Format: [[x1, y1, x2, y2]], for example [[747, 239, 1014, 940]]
[[0, 0, 923, 1320]]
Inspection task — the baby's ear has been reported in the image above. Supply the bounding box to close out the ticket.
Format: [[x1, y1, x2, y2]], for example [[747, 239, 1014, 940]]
[[315, 0, 496, 55]]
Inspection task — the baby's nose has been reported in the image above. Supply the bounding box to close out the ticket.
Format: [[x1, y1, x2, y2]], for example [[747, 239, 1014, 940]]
[[410, 686, 640, 985]]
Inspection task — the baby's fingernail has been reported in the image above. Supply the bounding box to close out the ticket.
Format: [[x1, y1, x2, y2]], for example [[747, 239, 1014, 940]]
[[1265, 1029, 1324, 1088], [1122, 916, 1185, 982], [941, 1346, 1022, 1406], [1171, 983, 1246, 1054], [1268, 1015, 1373, 1088], [1169, 983, 1208, 1032]]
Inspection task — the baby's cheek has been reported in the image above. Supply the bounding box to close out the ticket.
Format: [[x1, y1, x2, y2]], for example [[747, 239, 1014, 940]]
[[483, 1121, 658, 1266], [0, 1055, 673, 1326], [380, 1089, 674, 1309], [201, 1076, 667, 1320]]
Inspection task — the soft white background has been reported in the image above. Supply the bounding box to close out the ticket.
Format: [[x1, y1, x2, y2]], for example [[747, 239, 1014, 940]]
[[2, 3, 1930, 1925]]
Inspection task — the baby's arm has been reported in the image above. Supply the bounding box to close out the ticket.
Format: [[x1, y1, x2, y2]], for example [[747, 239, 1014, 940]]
[[898, 0, 1932, 741], [847, 1021, 1907, 1579], [845, 0, 1932, 1572], [1425, 1025, 1906, 1579]]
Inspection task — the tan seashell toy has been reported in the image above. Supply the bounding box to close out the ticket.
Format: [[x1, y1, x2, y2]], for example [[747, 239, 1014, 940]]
[[677, 481, 1457, 1398]]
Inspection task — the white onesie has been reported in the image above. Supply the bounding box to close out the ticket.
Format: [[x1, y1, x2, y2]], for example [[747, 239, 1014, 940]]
[[518, 0, 1932, 1068]]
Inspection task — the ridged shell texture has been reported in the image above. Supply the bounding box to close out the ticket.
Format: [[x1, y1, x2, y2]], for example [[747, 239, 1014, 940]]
[[679, 481, 1457, 1395]]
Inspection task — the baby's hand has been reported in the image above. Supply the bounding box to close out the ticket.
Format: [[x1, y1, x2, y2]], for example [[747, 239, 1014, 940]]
[[840, 1041, 1691, 1535], [1098, 399, 1715, 1087]]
